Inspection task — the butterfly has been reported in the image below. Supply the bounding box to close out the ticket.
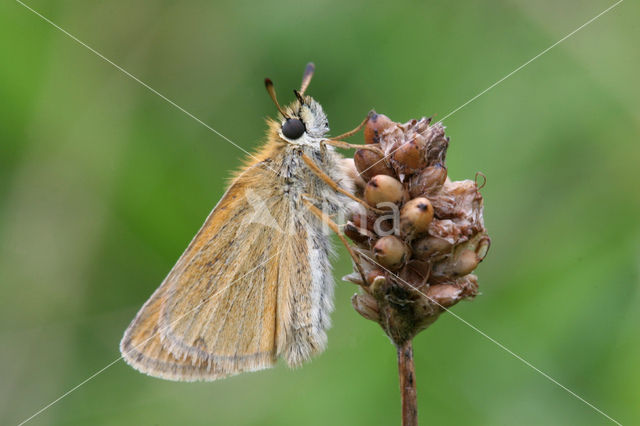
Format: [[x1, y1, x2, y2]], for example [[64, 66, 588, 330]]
[[120, 63, 374, 381]]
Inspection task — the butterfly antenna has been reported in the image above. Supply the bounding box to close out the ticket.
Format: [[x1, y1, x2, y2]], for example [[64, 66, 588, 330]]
[[299, 62, 315, 96], [264, 78, 289, 118]]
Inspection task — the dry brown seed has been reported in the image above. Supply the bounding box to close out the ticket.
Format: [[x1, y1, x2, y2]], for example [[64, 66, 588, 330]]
[[400, 197, 434, 237], [373, 235, 409, 271], [392, 137, 427, 172], [364, 112, 394, 144], [354, 149, 395, 181], [412, 236, 453, 260], [408, 163, 448, 198], [364, 175, 404, 206]]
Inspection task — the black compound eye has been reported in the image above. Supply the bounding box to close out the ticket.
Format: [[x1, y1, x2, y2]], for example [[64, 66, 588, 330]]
[[282, 118, 305, 139]]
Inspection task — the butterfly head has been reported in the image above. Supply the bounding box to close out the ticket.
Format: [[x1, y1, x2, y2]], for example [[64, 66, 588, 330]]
[[264, 63, 329, 144]]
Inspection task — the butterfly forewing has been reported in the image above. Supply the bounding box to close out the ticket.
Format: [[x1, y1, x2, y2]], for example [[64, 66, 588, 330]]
[[121, 161, 306, 381]]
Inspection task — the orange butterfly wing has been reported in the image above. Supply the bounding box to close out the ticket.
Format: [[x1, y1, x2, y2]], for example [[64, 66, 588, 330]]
[[120, 160, 315, 381]]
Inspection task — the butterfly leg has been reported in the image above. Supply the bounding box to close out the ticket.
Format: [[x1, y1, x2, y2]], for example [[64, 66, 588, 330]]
[[300, 152, 383, 214], [323, 139, 384, 155], [324, 112, 385, 153], [301, 197, 368, 286], [329, 111, 373, 140]]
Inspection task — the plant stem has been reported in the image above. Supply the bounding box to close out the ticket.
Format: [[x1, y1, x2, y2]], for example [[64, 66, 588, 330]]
[[397, 340, 418, 426]]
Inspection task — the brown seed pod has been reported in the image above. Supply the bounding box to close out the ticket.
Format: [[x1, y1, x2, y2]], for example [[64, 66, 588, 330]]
[[364, 175, 405, 207], [354, 149, 395, 182], [399, 197, 434, 238], [408, 163, 447, 198], [364, 112, 394, 144], [392, 136, 427, 173], [373, 235, 410, 271], [412, 235, 453, 260]]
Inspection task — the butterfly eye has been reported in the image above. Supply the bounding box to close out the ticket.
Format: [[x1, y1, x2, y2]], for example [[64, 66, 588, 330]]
[[282, 118, 305, 139]]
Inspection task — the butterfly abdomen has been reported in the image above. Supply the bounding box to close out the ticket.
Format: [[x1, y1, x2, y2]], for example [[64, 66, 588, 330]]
[[275, 145, 354, 366]]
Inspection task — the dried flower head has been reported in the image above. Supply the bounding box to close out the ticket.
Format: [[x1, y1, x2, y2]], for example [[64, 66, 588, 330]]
[[343, 112, 490, 346]]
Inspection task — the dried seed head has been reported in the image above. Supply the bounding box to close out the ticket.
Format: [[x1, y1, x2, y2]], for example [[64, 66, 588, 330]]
[[354, 149, 395, 182], [373, 236, 409, 270], [344, 111, 489, 346], [364, 175, 405, 206], [364, 112, 394, 144], [399, 197, 434, 238]]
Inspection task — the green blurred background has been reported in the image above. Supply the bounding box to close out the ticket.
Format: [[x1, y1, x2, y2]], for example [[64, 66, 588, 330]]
[[1, 0, 639, 424]]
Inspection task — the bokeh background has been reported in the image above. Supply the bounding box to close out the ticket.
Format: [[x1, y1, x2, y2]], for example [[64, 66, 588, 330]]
[[1, 0, 639, 425]]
